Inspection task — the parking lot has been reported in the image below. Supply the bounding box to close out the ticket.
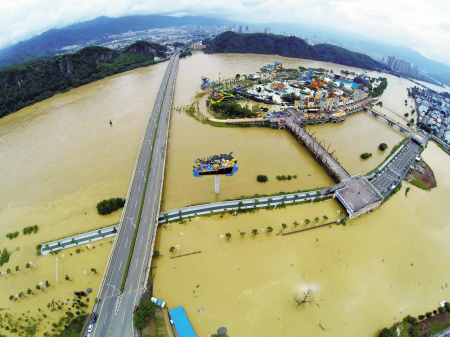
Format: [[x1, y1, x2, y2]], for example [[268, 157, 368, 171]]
[[371, 140, 422, 196]]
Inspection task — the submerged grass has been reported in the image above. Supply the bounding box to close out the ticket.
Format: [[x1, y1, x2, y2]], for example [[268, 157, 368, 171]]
[[411, 178, 428, 190]]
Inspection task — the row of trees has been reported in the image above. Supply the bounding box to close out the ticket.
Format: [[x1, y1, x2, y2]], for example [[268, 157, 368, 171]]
[[379, 302, 450, 337]]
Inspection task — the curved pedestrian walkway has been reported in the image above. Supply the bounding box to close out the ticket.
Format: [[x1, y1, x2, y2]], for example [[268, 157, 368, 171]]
[[158, 183, 345, 223], [40, 225, 118, 255]]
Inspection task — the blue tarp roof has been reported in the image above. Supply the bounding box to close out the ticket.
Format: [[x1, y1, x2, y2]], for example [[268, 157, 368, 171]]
[[169, 306, 196, 337]]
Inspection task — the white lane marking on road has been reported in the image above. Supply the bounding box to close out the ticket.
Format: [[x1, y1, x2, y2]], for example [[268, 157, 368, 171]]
[[104, 312, 108, 324], [141, 236, 143, 245], [136, 259, 139, 269], [119, 260, 122, 271], [122, 312, 126, 323], [138, 185, 141, 192], [145, 215, 147, 222], [125, 238, 128, 247], [135, 200, 137, 208]]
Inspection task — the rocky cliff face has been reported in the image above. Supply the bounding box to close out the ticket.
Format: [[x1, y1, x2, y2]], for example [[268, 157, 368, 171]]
[[126, 44, 157, 54], [0, 44, 163, 118]]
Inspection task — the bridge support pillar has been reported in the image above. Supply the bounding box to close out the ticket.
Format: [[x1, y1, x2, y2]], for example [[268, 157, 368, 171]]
[[215, 175, 220, 194]]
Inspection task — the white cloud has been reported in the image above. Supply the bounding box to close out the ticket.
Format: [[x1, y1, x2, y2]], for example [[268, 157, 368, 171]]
[[0, 0, 449, 66]]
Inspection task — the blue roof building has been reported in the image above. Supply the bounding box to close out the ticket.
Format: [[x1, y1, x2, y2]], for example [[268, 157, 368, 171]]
[[169, 306, 197, 337]]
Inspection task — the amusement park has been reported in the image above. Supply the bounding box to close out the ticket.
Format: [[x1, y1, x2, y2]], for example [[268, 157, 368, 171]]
[[200, 61, 378, 127]]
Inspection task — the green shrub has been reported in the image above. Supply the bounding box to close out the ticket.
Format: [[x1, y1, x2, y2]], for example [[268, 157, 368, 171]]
[[96, 198, 126, 215], [404, 315, 417, 325], [438, 306, 446, 314], [378, 327, 396, 337], [426, 312, 433, 318], [378, 143, 388, 151], [360, 152, 372, 159], [6, 231, 19, 240], [22, 225, 39, 235], [256, 175, 268, 183], [419, 314, 425, 320], [0, 248, 11, 267], [409, 325, 420, 337], [445, 302, 450, 312]]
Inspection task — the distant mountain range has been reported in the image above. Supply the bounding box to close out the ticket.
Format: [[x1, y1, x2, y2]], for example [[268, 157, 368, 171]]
[[1, 14, 449, 86], [204, 32, 384, 71], [0, 15, 230, 68]]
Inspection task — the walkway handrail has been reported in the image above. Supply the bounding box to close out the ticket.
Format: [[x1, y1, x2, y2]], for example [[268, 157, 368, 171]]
[[159, 183, 345, 223]]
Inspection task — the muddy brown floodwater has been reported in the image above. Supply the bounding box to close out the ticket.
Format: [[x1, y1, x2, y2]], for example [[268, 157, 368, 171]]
[[1, 52, 450, 336]]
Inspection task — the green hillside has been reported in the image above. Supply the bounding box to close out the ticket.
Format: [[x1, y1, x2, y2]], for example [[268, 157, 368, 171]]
[[204, 32, 383, 70], [0, 41, 166, 118]]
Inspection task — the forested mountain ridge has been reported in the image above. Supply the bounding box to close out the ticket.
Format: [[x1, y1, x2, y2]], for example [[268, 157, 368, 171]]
[[0, 41, 166, 118], [204, 32, 384, 70]]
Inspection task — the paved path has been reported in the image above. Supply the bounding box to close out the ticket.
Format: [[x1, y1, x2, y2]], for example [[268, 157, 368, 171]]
[[370, 138, 422, 196], [159, 184, 345, 223], [89, 53, 179, 337], [286, 120, 351, 181], [41, 225, 117, 255]]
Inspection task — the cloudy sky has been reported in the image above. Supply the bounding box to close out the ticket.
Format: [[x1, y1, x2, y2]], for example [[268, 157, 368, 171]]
[[1, 0, 449, 66]]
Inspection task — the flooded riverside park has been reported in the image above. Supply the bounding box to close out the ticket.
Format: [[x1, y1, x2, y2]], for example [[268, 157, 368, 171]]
[[1, 51, 450, 336]]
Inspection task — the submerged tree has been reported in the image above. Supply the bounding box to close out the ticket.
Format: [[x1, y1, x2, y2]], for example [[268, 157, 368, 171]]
[[294, 288, 314, 307]]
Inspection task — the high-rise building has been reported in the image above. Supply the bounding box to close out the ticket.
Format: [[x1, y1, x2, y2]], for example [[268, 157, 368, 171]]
[[245, 26, 249, 32], [238, 25, 243, 33], [386, 56, 396, 69], [264, 27, 271, 34]]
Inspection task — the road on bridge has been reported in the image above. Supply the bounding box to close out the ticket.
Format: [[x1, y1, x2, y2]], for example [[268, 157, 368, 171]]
[[90, 53, 179, 337]]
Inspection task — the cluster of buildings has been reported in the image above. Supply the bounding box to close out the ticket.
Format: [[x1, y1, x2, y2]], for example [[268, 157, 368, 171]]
[[414, 88, 450, 141], [384, 56, 419, 77], [58, 25, 230, 54], [294, 83, 370, 113], [244, 66, 371, 115]]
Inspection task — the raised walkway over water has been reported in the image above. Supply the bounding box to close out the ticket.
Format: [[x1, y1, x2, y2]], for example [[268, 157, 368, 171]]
[[286, 121, 351, 181]]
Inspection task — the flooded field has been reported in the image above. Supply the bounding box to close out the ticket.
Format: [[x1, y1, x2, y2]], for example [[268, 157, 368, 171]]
[[309, 112, 406, 176], [0, 238, 112, 336], [1, 51, 449, 336], [153, 142, 450, 337]]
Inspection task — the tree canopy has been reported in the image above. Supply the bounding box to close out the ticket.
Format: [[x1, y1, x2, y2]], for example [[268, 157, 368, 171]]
[[96, 198, 126, 215], [204, 32, 384, 71], [132, 299, 156, 330]]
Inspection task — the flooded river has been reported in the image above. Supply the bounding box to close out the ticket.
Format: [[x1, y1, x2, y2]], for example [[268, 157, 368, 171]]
[[1, 52, 450, 336]]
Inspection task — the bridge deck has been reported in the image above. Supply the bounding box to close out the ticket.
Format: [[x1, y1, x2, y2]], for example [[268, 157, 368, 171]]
[[285, 118, 351, 181]]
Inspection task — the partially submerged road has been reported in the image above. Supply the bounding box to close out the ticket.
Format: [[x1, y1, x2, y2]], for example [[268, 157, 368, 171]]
[[90, 53, 179, 337]]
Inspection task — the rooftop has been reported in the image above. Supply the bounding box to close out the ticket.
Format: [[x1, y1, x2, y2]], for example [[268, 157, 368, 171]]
[[335, 175, 383, 215]]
